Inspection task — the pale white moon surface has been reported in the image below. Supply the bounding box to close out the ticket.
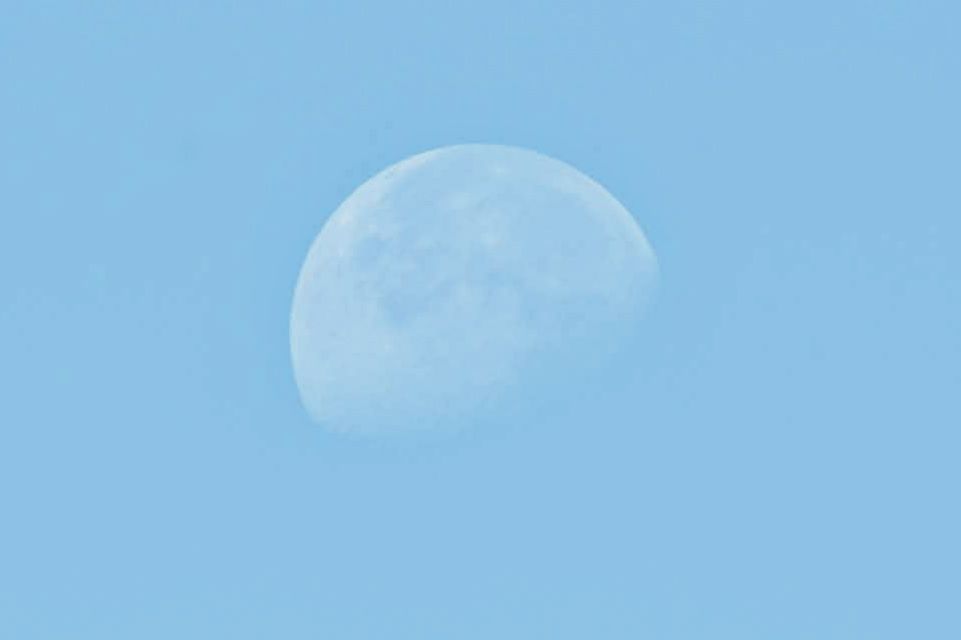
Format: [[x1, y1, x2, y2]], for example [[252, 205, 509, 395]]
[[290, 144, 658, 434]]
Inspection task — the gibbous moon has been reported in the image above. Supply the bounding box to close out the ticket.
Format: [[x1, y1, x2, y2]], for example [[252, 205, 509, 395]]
[[291, 144, 658, 434]]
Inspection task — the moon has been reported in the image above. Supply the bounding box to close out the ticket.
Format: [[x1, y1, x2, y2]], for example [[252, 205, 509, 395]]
[[290, 144, 658, 434]]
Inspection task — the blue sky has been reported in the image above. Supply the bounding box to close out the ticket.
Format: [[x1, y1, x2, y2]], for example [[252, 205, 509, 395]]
[[1, 1, 958, 637]]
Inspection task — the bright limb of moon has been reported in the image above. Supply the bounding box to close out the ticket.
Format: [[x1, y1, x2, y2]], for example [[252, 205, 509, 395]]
[[290, 144, 658, 434]]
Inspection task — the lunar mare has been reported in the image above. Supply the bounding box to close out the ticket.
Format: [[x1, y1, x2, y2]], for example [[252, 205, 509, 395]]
[[290, 144, 657, 433]]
